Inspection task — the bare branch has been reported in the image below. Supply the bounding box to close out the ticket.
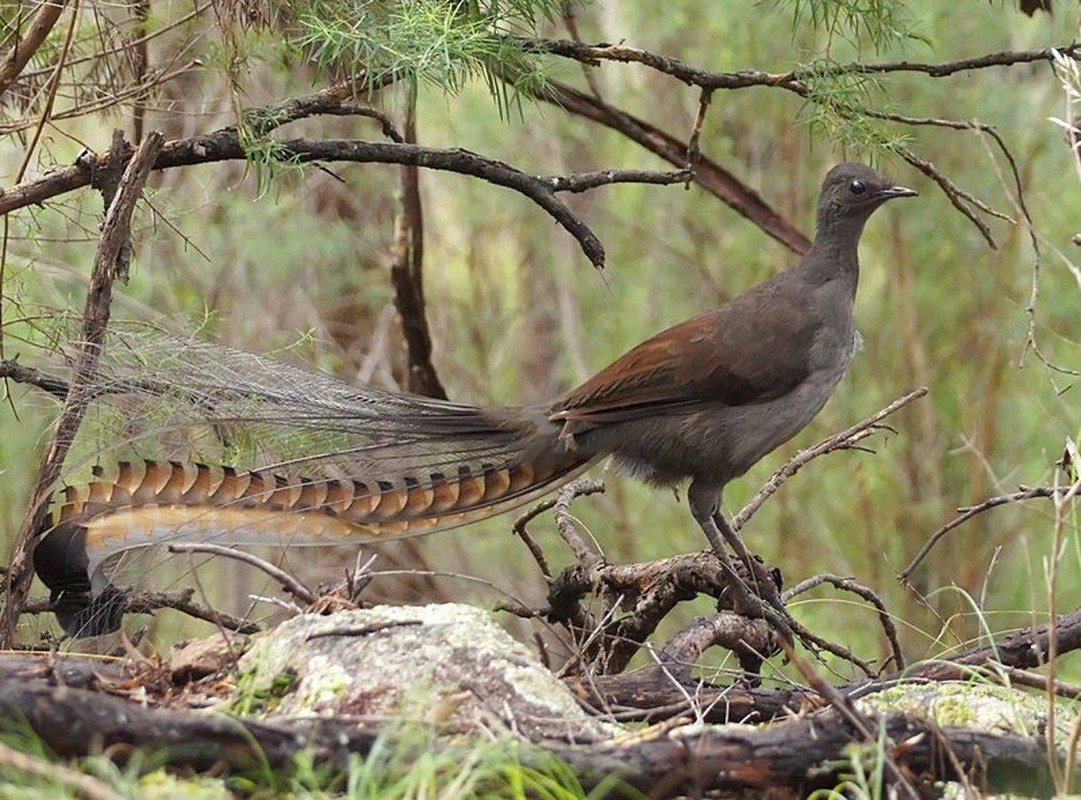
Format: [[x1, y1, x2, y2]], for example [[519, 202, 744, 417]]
[[785, 573, 904, 671], [239, 78, 399, 137], [0, 0, 69, 99], [900, 151, 1000, 248], [167, 543, 317, 606], [522, 78, 812, 254], [513, 481, 607, 580], [545, 167, 693, 192], [553, 479, 606, 565], [128, 591, 259, 634], [517, 38, 804, 91], [523, 36, 1081, 88], [898, 485, 1062, 583], [734, 387, 928, 530], [520, 39, 1067, 248], [0, 129, 609, 269], [0, 359, 69, 400], [659, 613, 775, 678], [0, 131, 163, 648], [685, 88, 713, 171]]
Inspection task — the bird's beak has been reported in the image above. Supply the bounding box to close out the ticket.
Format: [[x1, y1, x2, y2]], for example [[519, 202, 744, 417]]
[[879, 184, 918, 199]]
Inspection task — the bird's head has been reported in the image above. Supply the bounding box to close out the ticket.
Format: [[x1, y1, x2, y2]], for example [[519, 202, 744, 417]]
[[816, 162, 917, 232]]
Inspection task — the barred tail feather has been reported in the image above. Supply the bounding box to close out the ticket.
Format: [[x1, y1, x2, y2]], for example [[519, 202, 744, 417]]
[[35, 452, 594, 637]]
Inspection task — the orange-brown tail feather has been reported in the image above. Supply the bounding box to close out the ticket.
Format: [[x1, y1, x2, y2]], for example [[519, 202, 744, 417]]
[[35, 452, 593, 636]]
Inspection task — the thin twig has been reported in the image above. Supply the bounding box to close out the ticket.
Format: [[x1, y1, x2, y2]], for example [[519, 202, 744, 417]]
[[898, 485, 1060, 582], [560, 4, 605, 102], [167, 543, 317, 606], [784, 573, 904, 671], [9, 2, 210, 82], [999, 665, 1081, 700], [0, 131, 162, 648], [511, 520, 553, 581], [685, 88, 713, 172], [0, 60, 199, 138], [899, 150, 998, 248], [734, 387, 928, 530], [512, 480, 606, 579], [554, 479, 606, 564], [0, 0, 69, 98], [520, 78, 812, 254]]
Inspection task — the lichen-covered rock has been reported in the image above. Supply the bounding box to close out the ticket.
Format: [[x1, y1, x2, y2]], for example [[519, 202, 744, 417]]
[[229, 604, 621, 742], [856, 682, 1075, 743]]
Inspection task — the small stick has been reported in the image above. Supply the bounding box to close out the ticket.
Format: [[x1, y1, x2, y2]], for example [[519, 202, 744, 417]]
[[898, 485, 1059, 582], [785, 573, 904, 671], [734, 387, 928, 530], [167, 543, 317, 606]]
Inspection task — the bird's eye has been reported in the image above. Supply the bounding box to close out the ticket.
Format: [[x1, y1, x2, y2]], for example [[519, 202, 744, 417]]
[[849, 179, 866, 195]]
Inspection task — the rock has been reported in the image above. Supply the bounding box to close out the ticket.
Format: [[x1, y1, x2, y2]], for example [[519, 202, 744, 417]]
[[228, 603, 620, 742]]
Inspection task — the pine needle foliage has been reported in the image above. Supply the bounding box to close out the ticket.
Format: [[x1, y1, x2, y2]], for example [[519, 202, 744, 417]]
[[285, 0, 562, 118], [798, 61, 912, 159], [774, 0, 924, 53]]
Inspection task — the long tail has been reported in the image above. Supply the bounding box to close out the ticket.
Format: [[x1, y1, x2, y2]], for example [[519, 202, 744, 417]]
[[31, 333, 593, 636]]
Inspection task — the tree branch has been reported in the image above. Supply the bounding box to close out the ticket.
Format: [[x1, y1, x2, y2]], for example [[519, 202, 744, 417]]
[[0, 131, 163, 648], [0, 676, 1070, 797], [167, 543, 317, 606], [523, 36, 1081, 87], [899, 485, 1067, 582], [0, 0, 69, 99], [734, 387, 928, 530], [0, 129, 610, 269], [520, 77, 812, 254]]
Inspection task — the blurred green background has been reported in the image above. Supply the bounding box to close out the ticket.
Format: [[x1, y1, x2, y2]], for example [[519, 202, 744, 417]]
[[1, 1, 1078, 682]]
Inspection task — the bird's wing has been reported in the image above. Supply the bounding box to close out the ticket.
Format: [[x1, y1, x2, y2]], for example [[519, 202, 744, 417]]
[[550, 276, 820, 427]]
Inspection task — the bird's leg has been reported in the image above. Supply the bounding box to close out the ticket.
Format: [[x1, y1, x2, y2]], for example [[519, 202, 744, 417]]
[[687, 482, 757, 615], [688, 481, 792, 639], [711, 509, 787, 619]]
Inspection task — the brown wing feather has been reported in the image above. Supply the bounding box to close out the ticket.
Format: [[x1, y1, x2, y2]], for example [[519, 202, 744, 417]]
[[550, 274, 818, 426]]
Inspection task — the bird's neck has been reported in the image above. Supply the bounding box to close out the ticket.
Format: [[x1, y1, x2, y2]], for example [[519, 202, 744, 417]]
[[800, 215, 869, 296]]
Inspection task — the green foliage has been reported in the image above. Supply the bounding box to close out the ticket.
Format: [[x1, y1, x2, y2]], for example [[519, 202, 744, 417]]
[[797, 61, 912, 159], [0, 712, 619, 799], [288, 0, 560, 117], [332, 727, 630, 800], [775, 0, 925, 53], [220, 724, 630, 799], [228, 667, 300, 716], [807, 720, 889, 799]]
